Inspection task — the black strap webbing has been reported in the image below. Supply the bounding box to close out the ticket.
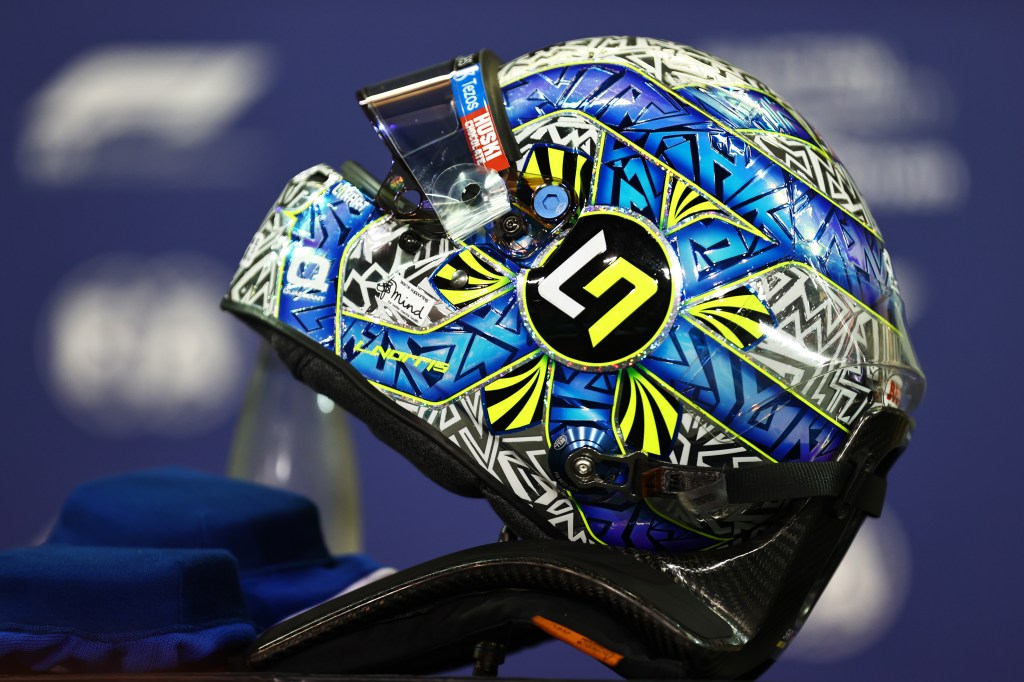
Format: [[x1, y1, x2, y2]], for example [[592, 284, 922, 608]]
[[643, 460, 888, 517]]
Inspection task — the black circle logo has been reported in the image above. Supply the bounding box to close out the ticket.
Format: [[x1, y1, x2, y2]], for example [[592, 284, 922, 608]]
[[520, 210, 679, 369]]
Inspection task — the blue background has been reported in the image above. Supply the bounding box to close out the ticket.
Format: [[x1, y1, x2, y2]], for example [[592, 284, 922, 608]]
[[2, 1, 1020, 679]]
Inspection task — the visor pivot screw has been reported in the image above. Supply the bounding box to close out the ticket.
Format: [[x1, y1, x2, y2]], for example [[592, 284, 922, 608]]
[[398, 230, 422, 254], [498, 214, 527, 238], [450, 269, 469, 289], [572, 456, 595, 480], [533, 184, 570, 221]]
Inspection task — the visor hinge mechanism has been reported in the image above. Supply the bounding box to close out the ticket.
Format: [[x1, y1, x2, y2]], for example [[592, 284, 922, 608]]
[[561, 448, 646, 500]]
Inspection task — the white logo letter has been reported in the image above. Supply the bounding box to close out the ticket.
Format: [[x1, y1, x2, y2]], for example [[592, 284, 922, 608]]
[[537, 230, 607, 318]]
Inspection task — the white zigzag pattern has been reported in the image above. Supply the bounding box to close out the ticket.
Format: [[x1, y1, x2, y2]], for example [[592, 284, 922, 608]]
[[398, 394, 590, 543], [736, 267, 904, 425], [671, 411, 751, 468], [514, 114, 602, 159], [230, 250, 283, 316], [228, 165, 336, 315], [500, 36, 767, 91], [744, 131, 875, 229]]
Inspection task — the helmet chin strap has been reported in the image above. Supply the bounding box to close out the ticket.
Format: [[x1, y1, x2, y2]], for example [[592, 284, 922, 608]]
[[554, 407, 910, 521]]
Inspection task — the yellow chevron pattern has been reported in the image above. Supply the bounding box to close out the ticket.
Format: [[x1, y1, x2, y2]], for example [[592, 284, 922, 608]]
[[662, 178, 720, 229], [433, 249, 511, 308], [483, 355, 549, 432], [616, 366, 680, 456], [687, 286, 773, 349]]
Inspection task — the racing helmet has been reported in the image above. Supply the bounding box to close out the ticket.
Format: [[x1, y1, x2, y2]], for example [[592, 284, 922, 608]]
[[223, 36, 924, 677]]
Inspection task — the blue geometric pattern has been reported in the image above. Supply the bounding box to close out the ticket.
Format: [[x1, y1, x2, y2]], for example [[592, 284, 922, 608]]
[[571, 493, 720, 552], [504, 64, 899, 326], [339, 293, 536, 404], [278, 182, 379, 350], [594, 138, 666, 223], [643, 318, 843, 463], [679, 85, 820, 147], [548, 365, 617, 430], [672, 216, 779, 301]]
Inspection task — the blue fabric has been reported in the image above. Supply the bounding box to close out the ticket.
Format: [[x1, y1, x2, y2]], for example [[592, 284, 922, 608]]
[[0, 545, 256, 672], [241, 553, 382, 626], [46, 467, 383, 629], [49, 467, 330, 569]]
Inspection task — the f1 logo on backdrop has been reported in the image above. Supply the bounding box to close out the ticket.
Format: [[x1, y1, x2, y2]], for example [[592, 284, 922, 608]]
[[18, 44, 274, 187], [521, 210, 679, 370]]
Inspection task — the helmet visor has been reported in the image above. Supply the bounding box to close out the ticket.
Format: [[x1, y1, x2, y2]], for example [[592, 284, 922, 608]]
[[358, 51, 518, 241]]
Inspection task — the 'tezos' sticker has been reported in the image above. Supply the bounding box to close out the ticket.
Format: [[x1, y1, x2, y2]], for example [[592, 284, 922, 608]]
[[451, 63, 509, 172]]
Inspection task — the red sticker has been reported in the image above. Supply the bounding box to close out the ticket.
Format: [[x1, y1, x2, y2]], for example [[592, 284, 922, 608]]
[[883, 376, 903, 408], [461, 106, 509, 172]]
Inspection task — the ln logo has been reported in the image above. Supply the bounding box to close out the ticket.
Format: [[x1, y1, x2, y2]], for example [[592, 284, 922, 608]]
[[537, 230, 657, 346], [522, 210, 678, 370]]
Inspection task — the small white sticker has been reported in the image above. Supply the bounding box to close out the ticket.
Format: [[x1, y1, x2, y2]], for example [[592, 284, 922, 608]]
[[331, 180, 370, 212], [376, 276, 434, 327]]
